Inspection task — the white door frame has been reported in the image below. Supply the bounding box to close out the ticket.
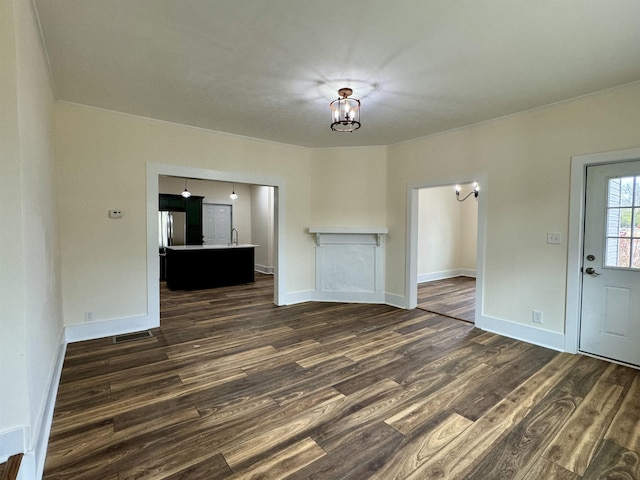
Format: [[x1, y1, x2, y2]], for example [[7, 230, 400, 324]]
[[146, 163, 285, 328], [405, 173, 488, 328], [565, 147, 640, 353]]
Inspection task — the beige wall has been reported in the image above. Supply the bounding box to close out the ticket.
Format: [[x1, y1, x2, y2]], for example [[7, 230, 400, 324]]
[[0, 0, 28, 450], [417, 185, 477, 277], [1, 0, 63, 461], [56, 104, 392, 326], [387, 81, 640, 334], [310, 147, 387, 227], [56, 102, 316, 325]]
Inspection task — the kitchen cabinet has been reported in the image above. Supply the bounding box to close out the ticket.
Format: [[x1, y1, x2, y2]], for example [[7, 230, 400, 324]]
[[158, 194, 203, 245], [185, 197, 203, 245], [159, 194, 186, 211]]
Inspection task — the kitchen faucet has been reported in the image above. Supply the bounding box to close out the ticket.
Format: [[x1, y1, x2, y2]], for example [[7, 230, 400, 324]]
[[231, 227, 239, 246]]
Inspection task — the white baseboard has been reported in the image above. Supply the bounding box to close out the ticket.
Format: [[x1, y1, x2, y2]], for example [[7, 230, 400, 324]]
[[254, 264, 274, 275], [280, 290, 314, 305], [282, 289, 406, 308], [0, 427, 25, 462], [32, 337, 67, 479], [417, 269, 476, 283], [311, 291, 385, 304], [64, 314, 154, 343], [0, 333, 66, 480], [477, 314, 566, 352], [385, 292, 408, 309]]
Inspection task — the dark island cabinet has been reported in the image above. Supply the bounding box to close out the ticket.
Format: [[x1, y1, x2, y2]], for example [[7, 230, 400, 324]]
[[165, 246, 255, 290], [159, 194, 203, 245]]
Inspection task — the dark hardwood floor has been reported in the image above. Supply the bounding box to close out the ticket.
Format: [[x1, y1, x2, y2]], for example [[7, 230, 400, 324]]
[[43, 274, 640, 479], [417, 276, 475, 322]]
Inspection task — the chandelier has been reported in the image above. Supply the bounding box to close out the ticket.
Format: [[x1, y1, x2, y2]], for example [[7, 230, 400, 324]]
[[330, 88, 361, 132]]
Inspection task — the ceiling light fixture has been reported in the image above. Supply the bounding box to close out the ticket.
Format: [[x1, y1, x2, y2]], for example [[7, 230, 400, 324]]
[[330, 88, 361, 132], [229, 184, 238, 200], [455, 183, 479, 202], [181, 179, 191, 198]]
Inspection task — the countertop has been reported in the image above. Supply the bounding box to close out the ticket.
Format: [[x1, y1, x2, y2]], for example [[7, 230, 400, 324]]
[[166, 244, 259, 251]]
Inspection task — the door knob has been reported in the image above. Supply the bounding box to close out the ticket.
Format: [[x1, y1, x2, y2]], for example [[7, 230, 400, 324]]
[[585, 267, 600, 276]]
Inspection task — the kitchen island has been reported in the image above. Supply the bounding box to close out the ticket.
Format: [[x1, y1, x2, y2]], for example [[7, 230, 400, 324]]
[[165, 244, 258, 290]]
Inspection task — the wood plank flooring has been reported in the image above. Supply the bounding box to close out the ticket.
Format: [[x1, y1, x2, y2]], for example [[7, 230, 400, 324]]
[[417, 276, 475, 322], [43, 274, 640, 479], [0, 454, 22, 480]]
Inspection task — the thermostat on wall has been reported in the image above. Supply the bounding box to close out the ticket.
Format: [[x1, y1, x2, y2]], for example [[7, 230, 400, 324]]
[[108, 210, 123, 219]]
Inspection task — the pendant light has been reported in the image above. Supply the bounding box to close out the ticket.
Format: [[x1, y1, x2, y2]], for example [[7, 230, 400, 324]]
[[229, 183, 238, 200], [181, 179, 191, 198], [330, 88, 361, 132]]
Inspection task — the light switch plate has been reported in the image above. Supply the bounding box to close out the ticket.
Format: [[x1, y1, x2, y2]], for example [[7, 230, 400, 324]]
[[547, 232, 561, 244], [109, 210, 123, 219]]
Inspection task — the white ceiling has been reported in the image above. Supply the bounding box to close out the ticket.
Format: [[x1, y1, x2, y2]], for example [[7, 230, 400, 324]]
[[34, 0, 640, 148]]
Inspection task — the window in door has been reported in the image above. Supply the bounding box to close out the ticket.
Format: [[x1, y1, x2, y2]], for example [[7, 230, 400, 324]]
[[605, 175, 640, 269]]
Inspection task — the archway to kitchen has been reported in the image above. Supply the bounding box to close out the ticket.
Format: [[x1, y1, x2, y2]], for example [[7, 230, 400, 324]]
[[145, 163, 286, 328]]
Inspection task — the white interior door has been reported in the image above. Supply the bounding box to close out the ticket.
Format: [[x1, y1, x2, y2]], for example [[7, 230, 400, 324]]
[[580, 161, 640, 366], [203, 204, 232, 245]]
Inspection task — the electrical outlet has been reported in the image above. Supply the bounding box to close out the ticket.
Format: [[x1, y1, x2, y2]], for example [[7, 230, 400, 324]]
[[532, 310, 543, 324], [85, 311, 94, 322], [109, 210, 123, 219]]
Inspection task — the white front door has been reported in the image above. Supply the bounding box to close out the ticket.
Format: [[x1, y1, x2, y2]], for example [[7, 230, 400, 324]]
[[580, 161, 640, 367], [203, 204, 232, 245]]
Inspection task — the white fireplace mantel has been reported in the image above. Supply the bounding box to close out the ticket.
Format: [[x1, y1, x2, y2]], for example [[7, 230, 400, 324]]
[[308, 227, 388, 303], [308, 227, 388, 247]]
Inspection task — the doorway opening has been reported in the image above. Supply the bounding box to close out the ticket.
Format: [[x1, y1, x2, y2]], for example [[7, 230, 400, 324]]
[[414, 183, 478, 322], [405, 176, 487, 327], [157, 175, 275, 292], [146, 164, 285, 329]]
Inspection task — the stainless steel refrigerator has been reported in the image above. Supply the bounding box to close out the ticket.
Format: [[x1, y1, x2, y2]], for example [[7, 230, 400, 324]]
[[159, 211, 186, 280]]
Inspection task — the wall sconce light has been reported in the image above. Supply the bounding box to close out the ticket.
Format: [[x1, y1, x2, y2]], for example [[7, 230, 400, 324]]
[[181, 179, 191, 198], [455, 182, 479, 202], [330, 87, 361, 132], [229, 184, 238, 200]]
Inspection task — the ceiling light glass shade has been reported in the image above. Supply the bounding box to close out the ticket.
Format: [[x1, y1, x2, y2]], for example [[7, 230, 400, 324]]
[[229, 184, 238, 200], [181, 179, 191, 198], [330, 88, 361, 132]]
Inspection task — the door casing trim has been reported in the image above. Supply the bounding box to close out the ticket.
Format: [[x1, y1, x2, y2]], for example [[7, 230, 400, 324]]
[[566, 147, 640, 353]]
